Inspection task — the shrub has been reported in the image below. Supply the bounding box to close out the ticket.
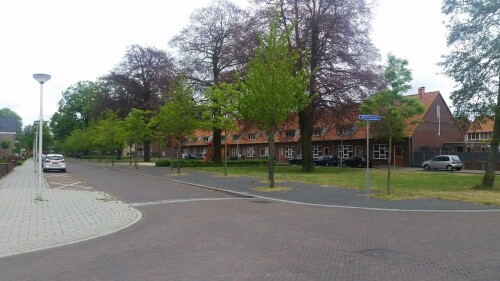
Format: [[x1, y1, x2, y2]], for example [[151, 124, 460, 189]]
[[155, 159, 270, 167]]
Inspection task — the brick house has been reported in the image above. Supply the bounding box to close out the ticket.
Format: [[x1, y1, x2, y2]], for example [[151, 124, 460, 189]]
[[172, 87, 464, 167], [0, 118, 17, 158]]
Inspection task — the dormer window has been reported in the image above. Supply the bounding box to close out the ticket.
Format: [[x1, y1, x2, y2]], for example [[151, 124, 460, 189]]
[[233, 134, 241, 141], [203, 136, 210, 142], [221, 136, 227, 142], [248, 133, 256, 140], [285, 130, 296, 138], [337, 125, 356, 136], [313, 128, 322, 136]]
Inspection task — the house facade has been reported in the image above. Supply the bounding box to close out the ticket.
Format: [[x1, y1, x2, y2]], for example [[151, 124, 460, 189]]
[[170, 87, 464, 167], [0, 118, 17, 158]]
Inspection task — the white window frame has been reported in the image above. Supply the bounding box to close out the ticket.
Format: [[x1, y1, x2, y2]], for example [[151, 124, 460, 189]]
[[338, 145, 353, 159], [312, 146, 322, 158], [285, 130, 295, 138], [260, 147, 269, 157], [312, 128, 322, 136], [247, 147, 255, 158], [373, 144, 388, 159], [247, 133, 256, 140], [285, 146, 294, 158]]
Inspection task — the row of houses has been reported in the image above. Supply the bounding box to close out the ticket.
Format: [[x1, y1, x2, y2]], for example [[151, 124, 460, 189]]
[[149, 87, 495, 168], [152, 87, 457, 166]]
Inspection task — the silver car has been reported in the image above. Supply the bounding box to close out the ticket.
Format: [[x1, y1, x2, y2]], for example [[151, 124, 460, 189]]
[[43, 154, 66, 172], [422, 155, 462, 171]]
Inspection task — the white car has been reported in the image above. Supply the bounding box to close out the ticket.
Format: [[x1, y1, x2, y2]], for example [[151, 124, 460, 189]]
[[422, 155, 462, 171], [43, 154, 66, 172]]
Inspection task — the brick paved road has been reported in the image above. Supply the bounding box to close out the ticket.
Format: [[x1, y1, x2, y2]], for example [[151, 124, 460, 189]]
[[1, 162, 499, 281]]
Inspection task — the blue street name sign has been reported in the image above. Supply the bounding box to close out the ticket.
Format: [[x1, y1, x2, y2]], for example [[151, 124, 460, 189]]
[[358, 114, 380, 121]]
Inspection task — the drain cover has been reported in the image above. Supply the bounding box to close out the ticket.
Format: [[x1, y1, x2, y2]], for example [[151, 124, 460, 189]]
[[356, 248, 406, 261]]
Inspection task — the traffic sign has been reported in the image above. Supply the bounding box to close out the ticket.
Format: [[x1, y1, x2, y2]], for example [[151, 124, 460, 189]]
[[358, 114, 380, 121]]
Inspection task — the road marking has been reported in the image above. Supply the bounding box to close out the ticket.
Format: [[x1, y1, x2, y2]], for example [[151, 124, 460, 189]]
[[49, 181, 94, 190], [130, 197, 252, 207]]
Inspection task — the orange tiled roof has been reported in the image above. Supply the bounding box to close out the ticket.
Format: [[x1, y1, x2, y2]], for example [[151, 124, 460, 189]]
[[467, 117, 494, 133], [185, 89, 444, 146]]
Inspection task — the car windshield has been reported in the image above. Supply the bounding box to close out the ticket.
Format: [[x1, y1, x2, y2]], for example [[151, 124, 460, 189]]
[[47, 155, 64, 160]]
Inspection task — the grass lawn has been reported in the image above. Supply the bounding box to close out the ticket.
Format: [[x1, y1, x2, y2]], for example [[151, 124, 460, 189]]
[[194, 165, 500, 206]]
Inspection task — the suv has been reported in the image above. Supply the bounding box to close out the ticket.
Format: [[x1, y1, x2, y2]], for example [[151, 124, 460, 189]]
[[422, 155, 462, 171]]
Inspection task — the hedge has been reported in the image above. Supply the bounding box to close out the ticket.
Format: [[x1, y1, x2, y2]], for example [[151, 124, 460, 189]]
[[155, 159, 270, 167]]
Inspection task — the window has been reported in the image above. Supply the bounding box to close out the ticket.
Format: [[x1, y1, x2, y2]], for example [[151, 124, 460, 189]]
[[260, 147, 269, 157], [232, 134, 241, 141], [338, 145, 353, 159], [285, 130, 296, 138], [373, 144, 388, 159], [247, 147, 255, 158], [285, 146, 294, 158], [248, 133, 256, 140], [337, 125, 356, 136], [312, 146, 322, 158], [202, 136, 209, 142], [231, 147, 239, 155], [221, 136, 227, 142], [313, 128, 322, 136]]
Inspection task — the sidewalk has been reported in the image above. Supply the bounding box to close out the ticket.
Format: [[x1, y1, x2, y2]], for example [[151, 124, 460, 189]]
[[0, 159, 141, 258]]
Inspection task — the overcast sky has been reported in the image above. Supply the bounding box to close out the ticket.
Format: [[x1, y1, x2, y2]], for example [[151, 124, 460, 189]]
[[0, 0, 454, 127]]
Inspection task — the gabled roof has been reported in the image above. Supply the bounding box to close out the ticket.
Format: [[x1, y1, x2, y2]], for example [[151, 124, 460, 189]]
[[404, 90, 441, 136]]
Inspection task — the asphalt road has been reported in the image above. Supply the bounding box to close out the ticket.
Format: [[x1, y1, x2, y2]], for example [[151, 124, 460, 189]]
[[1, 161, 500, 281]]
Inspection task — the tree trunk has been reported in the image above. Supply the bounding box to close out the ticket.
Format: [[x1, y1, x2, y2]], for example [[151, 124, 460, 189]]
[[268, 130, 276, 188], [224, 130, 228, 176], [176, 147, 181, 175], [299, 107, 314, 172], [387, 136, 392, 195], [481, 85, 500, 188], [143, 140, 151, 162], [134, 144, 138, 170], [212, 128, 222, 164]]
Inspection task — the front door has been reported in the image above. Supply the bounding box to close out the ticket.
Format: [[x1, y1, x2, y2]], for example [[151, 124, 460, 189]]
[[394, 146, 403, 166]]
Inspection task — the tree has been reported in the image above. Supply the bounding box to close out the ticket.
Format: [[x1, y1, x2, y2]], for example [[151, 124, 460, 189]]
[[123, 108, 153, 169], [202, 83, 241, 175], [95, 109, 124, 166], [155, 77, 200, 175], [1, 140, 10, 156], [254, 0, 383, 172], [50, 81, 101, 142], [238, 13, 310, 188], [440, 0, 499, 188], [170, 0, 252, 165], [100, 45, 177, 162], [360, 54, 424, 195]]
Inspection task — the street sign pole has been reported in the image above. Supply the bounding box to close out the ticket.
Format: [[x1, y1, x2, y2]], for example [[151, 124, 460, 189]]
[[358, 115, 380, 202], [366, 121, 370, 201]]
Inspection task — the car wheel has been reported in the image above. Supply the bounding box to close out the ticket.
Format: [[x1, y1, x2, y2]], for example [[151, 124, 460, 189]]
[[446, 165, 453, 171], [423, 165, 430, 171], [358, 163, 363, 168], [342, 162, 347, 167]]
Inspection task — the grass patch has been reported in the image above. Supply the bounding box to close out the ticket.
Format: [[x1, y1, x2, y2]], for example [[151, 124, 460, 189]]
[[193, 166, 500, 205]]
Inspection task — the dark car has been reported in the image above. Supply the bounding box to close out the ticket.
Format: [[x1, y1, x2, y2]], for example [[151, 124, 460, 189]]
[[229, 154, 245, 160], [314, 155, 338, 166], [341, 156, 372, 168], [288, 155, 302, 165]]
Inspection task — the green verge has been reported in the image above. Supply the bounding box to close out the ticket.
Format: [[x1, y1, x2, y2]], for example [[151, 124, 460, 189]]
[[193, 166, 500, 206]]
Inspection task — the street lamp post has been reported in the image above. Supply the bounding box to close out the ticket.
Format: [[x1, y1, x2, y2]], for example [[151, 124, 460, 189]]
[[33, 73, 51, 200]]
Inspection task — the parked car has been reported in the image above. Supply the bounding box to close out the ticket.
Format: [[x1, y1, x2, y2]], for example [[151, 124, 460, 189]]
[[341, 156, 372, 168], [181, 153, 197, 160], [422, 155, 462, 171], [229, 154, 245, 160], [288, 155, 302, 165], [43, 154, 66, 172], [314, 155, 338, 166]]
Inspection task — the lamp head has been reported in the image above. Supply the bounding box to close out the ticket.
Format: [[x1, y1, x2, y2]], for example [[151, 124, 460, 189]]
[[33, 73, 51, 84]]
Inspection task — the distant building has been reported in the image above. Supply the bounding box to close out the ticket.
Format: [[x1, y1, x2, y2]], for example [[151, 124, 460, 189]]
[[0, 118, 17, 157]]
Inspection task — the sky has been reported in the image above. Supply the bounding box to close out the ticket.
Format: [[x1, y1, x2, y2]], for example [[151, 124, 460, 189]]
[[0, 0, 455, 127]]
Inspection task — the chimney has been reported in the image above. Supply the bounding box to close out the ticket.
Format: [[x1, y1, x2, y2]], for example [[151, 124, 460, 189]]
[[418, 87, 425, 98]]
